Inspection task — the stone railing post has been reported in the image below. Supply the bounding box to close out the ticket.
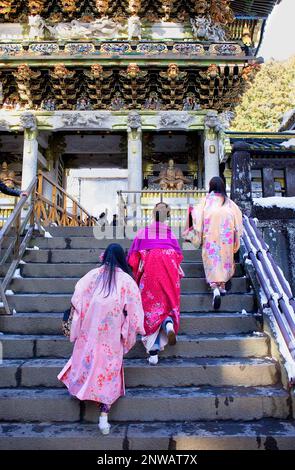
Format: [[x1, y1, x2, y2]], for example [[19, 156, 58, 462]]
[[230, 141, 252, 214]]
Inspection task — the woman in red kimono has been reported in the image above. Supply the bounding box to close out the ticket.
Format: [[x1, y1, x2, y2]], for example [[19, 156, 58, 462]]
[[128, 203, 183, 365]]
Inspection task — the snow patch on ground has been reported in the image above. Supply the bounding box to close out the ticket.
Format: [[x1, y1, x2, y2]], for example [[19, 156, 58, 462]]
[[44, 231, 53, 238], [254, 197, 295, 210], [280, 108, 295, 129], [5, 290, 14, 295], [280, 138, 295, 149], [13, 269, 22, 279]]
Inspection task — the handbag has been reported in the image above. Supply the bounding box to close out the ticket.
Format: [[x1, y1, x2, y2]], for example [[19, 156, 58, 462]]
[[62, 307, 74, 337], [182, 205, 202, 249]]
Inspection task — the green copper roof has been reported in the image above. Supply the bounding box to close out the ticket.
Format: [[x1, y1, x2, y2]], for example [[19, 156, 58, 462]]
[[232, 0, 280, 17], [227, 132, 295, 153]]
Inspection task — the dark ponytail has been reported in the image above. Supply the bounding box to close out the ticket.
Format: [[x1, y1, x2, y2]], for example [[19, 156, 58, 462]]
[[99, 243, 133, 297], [209, 176, 227, 205]]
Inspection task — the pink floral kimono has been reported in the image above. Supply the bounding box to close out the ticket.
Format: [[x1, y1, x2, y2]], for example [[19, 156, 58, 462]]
[[58, 267, 145, 406], [128, 222, 183, 352], [188, 192, 243, 285]]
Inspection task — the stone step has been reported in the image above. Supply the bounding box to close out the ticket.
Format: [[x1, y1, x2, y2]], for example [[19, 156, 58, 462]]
[[7, 292, 253, 313], [47, 226, 118, 237], [0, 357, 278, 389], [0, 333, 268, 360], [9, 276, 248, 294], [18, 262, 244, 278], [0, 386, 289, 422], [30, 236, 204, 255], [181, 293, 254, 312], [45, 227, 188, 239], [23, 249, 202, 263], [0, 312, 259, 336], [1, 419, 295, 450], [30, 237, 132, 250]]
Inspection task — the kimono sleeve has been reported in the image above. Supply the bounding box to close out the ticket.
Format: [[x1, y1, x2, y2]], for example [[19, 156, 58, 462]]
[[69, 271, 94, 343], [121, 280, 145, 355], [128, 251, 141, 283], [69, 306, 81, 343], [185, 199, 206, 249], [232, 201, 243, 253]]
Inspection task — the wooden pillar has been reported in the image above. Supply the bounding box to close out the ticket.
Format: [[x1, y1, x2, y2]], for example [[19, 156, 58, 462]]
[[230, 141, 252, 215], [262, 167, 275, 197], [285, 167, 295, 197]]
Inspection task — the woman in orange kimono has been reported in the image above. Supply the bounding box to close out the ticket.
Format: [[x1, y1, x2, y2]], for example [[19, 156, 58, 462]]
[[185, 177, 243, 310]]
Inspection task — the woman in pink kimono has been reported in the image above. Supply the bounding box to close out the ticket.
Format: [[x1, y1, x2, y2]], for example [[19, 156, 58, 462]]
[[185, 177, 243, 310], [58, 244, 145, 435], [128, 203, 183, 366]]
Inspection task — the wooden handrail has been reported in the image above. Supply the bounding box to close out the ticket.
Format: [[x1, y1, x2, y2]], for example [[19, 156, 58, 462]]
[[0, 178, 37, 315], [36, 171, 97, 227], [0, 178, 36, 240], [38, 171, 94, 217], [0, 170, 98, 314]]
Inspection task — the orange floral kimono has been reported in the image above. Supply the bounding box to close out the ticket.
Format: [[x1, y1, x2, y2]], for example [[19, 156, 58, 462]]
[[189, 192, 243, 284]]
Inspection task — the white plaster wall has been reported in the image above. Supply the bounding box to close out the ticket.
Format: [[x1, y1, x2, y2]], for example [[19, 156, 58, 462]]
[[66, 168, 128, 218]]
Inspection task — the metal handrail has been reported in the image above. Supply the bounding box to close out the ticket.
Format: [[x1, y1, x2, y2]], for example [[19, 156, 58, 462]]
[[117, 190, 207, 194], [117, 189, 206, 228], [0, 178, 37, 315], [242, 215, 295, 385]]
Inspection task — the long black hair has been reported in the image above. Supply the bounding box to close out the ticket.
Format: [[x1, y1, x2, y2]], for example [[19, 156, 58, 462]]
[[99, 243, 133, 297], [209, 176, 227, 205]]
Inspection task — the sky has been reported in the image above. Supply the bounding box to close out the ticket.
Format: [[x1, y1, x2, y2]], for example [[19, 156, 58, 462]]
[[259, 0, 295, 61]]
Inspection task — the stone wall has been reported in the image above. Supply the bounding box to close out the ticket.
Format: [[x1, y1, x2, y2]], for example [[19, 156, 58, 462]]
[[251, 205, 295, 295]]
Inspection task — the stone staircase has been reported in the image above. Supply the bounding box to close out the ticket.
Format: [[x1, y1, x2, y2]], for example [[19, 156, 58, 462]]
[[0, 226, 295, 450]]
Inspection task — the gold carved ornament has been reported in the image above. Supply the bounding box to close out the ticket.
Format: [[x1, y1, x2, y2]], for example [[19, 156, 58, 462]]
[[13, 64, 42, 108], [159, 64, 188, 109], [192, 0, 210, 16], [119, 64, 148, 108], [210, 0, 234, 25], [160, 0, 176, 21], [0, 0, 15, 15], [199, 64, 220, 81], [49, 65, 77, 109], [242, 25, 252, 46], [59, 0, 78, 16], [13, 64, 41, 81], [128, 0, 141, 15], [241, 63, 261, 82], [162, 63, 187, 81], [50, 64, 75, 80], [28, 0, 45, 15], [84, 65, 113, 108], [95, 0, 110, 16]]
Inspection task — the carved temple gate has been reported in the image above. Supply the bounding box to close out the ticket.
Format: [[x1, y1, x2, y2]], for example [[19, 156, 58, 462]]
[[0, 0, 279, 223]]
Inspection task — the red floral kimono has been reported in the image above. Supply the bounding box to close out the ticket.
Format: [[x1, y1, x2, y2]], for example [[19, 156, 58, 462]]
[[128, 222, 183, 352]]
